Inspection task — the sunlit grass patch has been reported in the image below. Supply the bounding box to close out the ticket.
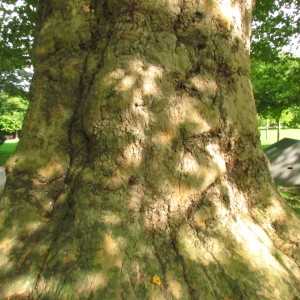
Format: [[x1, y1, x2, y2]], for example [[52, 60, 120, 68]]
[[260, 128, 300, 149], [0, 141, 18, 166], [278, 186, 300, 215]]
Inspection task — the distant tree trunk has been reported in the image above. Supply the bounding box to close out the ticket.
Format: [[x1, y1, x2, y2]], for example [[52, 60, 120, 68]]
[[277, 119, 281, 141], [1, 1, 299, 299]]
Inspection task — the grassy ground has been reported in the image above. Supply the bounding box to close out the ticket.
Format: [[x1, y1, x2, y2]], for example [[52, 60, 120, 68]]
[[1, 135, 299, 214], [0, 140, 18, 166], [259, 128, 300, 149], [260, 128, 300, 214], [2, 130, 299, 165], [278, 186, 300, 215]]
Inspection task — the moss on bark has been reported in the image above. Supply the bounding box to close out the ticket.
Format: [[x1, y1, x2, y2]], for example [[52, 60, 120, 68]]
[[0, 0, 299, 299]]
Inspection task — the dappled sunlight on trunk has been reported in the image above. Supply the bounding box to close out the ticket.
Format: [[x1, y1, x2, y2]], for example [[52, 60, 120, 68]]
[[0, 0, 300, 299]]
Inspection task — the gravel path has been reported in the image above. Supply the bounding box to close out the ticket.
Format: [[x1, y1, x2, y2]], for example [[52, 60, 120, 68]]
[[0, 138, 18, 194], [0, 167, 6, 193]]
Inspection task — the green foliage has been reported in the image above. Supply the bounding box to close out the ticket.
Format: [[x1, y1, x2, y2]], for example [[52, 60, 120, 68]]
[[0, 0, 299, 133], [0, 0, 298, 97], [252, 0, 299, 61], [284, 106, 300, 128], [252, 56, 300, 121], [0, 93, 28, 133], [0, 131, 6, 145], [0, 0, 36, 96], [280, 108, 298, 127]]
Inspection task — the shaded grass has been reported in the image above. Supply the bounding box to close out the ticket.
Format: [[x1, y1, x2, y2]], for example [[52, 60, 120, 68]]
[[0, 141, 18, 166], [260, 128, 300, 149], [260, 128, 300, 214], [278, 186, 300, 215]]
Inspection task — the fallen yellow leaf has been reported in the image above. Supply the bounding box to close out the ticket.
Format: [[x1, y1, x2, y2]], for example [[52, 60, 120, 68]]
[[152, 274, 162, 286]]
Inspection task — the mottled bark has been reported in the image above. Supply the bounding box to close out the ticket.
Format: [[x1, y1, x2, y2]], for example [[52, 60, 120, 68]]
[[0, 0, 299, 299]]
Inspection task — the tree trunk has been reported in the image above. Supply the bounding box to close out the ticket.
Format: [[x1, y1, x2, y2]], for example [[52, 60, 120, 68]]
[[1, 1, 299, 299], [277, 119, 281, 141], [265, 119, 269, 140]]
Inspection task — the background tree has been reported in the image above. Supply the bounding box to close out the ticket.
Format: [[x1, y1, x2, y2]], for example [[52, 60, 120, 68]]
[[1, 0, 298, 96], [252, 0, 299, 61], [0, 0, 36, 97], [0, 1, 300, 299], [0, 93, 28, 137], [258, 107, 300, 129], [252, 56, 300, 140], [287, 106, 300, 128], [0, 0, 35, 142]]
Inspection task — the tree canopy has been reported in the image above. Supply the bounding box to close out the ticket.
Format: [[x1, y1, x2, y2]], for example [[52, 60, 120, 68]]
[[252, 0, 299, 61], [0, 93, 28, 133], [0, 0, 36, 96], [0, 0, 299, 97], [252, 55, 300, 121]]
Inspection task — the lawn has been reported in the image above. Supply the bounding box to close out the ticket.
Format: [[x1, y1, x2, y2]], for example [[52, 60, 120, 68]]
[[259, 128, 300, 149], [2, 129, 299, 165], [0, 133, 299, 215], [0, 140, 18, 166], [260, 128, 300, 214], [278, 187, 300, 215]]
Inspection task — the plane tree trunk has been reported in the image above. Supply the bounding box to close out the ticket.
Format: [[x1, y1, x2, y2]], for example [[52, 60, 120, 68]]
[[1, 1, 299, 299]]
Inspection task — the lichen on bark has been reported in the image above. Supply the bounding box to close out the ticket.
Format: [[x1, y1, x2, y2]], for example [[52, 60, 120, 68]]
[[0, 0, 299, 299]]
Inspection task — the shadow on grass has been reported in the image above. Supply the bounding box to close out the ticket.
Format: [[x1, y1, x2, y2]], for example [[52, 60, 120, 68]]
[[278, 186, 300, 215]]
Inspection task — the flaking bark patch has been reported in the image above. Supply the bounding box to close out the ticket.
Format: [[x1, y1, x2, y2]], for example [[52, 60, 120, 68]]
[[1, 1, 300, 299]]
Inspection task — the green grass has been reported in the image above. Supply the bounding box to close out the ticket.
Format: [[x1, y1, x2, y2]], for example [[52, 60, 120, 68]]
[[1, 129, 298, 165], [260, 128, 300, 214], [0, 141, 18, 166], [259, 128, 300, 149], [278, 187, 300, 215], [0, 132, 299, 215]]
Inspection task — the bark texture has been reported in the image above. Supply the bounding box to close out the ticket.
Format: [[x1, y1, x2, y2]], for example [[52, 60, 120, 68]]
[[1, 0, 300, 299]]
